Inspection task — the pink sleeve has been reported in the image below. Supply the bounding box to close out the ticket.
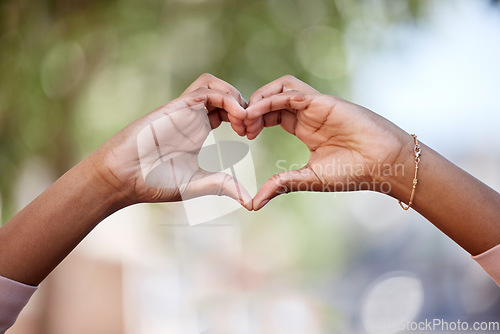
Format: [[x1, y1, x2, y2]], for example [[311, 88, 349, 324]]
[[472, 244, 500, 287], [0, 275, 38, 333]]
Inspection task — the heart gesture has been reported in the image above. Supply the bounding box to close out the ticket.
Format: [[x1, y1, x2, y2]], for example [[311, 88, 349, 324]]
[[90, 73, 411, 211], [2, 73, 500, 292]]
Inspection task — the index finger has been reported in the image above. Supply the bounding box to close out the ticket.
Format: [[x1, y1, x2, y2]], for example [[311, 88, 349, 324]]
[[246, 91, 313, 120], [179, 88, 247, 120], [182, 73, 248, 108], [180, 88, 247, 135], [248, 75, 319, 106]]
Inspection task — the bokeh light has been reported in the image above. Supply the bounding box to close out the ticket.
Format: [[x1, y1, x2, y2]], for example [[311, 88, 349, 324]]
[[361, 273, 424, 334]]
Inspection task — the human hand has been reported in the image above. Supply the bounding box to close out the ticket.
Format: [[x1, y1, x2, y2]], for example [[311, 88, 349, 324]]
[[87, 73, 253, 210], [244, 75, 411, 210]]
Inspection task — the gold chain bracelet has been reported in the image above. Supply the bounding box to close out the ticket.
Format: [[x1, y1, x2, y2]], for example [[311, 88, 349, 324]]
[[398, 134, 421, 211]]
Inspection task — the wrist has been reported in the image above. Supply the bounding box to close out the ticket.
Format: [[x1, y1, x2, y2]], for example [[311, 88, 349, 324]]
[[377, 133, 418, 202], [79, 154, 135, 212]]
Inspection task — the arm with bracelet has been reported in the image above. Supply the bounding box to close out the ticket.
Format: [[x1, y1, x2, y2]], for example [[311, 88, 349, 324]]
[[244, 75, 500, 283]]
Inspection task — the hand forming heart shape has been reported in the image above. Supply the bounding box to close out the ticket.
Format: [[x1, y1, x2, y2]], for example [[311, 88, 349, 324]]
[[91, 73, 413, 212]]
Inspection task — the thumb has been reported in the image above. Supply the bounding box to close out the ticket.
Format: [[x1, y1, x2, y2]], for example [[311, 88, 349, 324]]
[[252, 167, 317, 211], [182, 170, 253, 211]]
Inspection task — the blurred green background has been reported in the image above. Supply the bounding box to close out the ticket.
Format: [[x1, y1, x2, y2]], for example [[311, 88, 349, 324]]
[[2, 0, 500, 333]]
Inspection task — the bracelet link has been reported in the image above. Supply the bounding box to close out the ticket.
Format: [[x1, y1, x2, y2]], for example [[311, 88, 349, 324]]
[[398, 134, 421, 211]]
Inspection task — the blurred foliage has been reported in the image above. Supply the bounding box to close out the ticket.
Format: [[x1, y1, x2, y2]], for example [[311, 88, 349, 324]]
[[0, 0, 427, 222]]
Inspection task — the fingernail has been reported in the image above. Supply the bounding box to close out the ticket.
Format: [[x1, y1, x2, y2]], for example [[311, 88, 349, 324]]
[[257, 200, 269, 210]]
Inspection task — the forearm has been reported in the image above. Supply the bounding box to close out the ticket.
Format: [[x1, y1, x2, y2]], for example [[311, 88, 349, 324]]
[[0, 158, 129, 286], [386, 138, 500, 255]]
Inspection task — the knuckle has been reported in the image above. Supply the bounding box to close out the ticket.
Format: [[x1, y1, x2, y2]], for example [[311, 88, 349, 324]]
[[281, 74, 297, 82], [192, 87, 208, 94], [226, 88, 238, 99], [271, 174, 281, 184], [199, 72, 214, 80], [290, 92, 308, 102], [271, 174, 290, 194], [230, 89, 242, 99], [248, 94, 260, 105], [190, 94, 206, 103]]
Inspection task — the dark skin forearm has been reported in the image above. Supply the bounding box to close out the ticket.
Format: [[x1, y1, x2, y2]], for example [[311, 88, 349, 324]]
[[386, 139, 500, 256], [244, 75, 500, 257], [0, 158, 128, 286], [0, 73, 251, 287]]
